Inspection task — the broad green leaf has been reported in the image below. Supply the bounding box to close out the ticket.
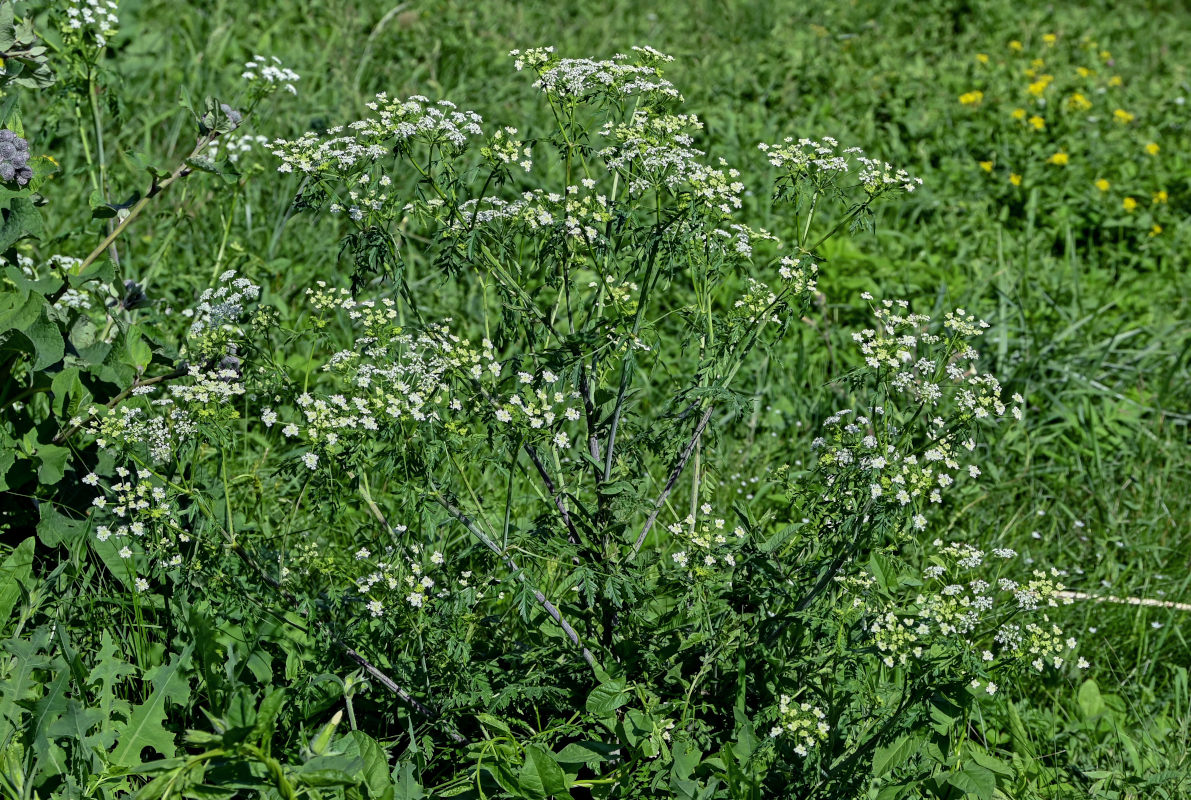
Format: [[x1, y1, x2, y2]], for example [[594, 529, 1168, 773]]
[[518, 744, 568, 800], [35, 443, 69, 485], [0, 289, 62, 370], [946, 764, 996, 799], [339, 730, 393, 799], [1078, 679, 1105, 720], [873, 734, 922, 777], [555, 740, 620, 765], [586, 680, 629, 717], [109, 645, 193, 767], [36, 504, 85, 548], [0, 196, 43, 251]]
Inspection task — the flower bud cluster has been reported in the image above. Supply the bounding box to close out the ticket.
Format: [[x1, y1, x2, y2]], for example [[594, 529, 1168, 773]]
[[0, 130, 33, 186], [480, 127, 533, 172]]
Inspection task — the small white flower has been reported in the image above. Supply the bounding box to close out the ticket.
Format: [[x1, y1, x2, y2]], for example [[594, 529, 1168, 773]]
[[135, 578, 149, 591], [302, 452, 319, 469], [367, 599, 384, 617]]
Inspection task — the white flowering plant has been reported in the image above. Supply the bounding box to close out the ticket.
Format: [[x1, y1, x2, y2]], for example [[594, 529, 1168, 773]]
[[0, 20, 1096, 800]]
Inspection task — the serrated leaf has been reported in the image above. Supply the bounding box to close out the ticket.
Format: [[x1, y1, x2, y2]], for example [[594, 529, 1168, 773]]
[[109, 645, 193, 767], [392, 761, 423, 800], [0, 536, 35, 630]]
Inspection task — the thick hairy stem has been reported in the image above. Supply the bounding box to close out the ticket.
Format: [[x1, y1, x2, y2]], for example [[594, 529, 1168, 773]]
[[523, 444, 582, 548], [630, 404, 715, 559], [436, 495, 598, 668]]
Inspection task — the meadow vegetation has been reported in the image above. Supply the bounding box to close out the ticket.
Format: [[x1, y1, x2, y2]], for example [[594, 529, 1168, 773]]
[[0, 0, 1187, 798]]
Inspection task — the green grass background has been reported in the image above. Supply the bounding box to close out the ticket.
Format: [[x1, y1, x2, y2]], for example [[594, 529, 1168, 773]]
[[25, 0, 1191, 791]]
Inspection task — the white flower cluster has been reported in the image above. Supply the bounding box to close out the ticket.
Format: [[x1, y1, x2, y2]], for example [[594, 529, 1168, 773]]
[[850, 542, 1079, 673], [10, 253, 92, 310], [63, 0, 119, 47], [758, 136, 922, 194], [186, 269, 261, 340], [510, 47, 681, 101], [86, 465, 188, 572], [811, 298, 1024, 530], [600, 111, 744, 215], [480, 127, 533, 172], [354, 542, 452, 614], [769, 696, 829, 757], [271, 94, 483, 176], [776, 255, 817, 293], [447, 184, 613, 241], [242, 55, 300, 95], [491, 369, 583, 451], [668, 503, 747, 572], [732, 277, 781, 324], [207, 133, 270, 164], [279, 284, 507, 470], [83, 271, 259, 464]]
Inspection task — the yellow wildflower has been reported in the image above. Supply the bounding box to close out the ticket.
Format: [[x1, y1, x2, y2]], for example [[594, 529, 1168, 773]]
[[1094, 179, 1110, 192], [979, 161, 994, 172], [1150, 224, 1162, 236], [1011, 108, 1027, 120], [1076, 66, 1093, 78], [1029, 116, 1046, 131], [1042, 34, 1057, 46], [1144, 142, 1160, 156], [976, 53, 989, 64], [1100, 50, 1112, 61], [1032, 58, 1046, 68], [1067, 93, 1092, 111], [1107, 75, 1123, 87], [1009, 40, 1024, 52], [1153, 190, 1168, 204], [1009, 173, 1022, 186], [1048, 152, 1069, 166], [1028, 76, 1054, 96], [1122, 197, 1138, 212], [959, 90, 984, 106], [1113, 108, 1134, 124]]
